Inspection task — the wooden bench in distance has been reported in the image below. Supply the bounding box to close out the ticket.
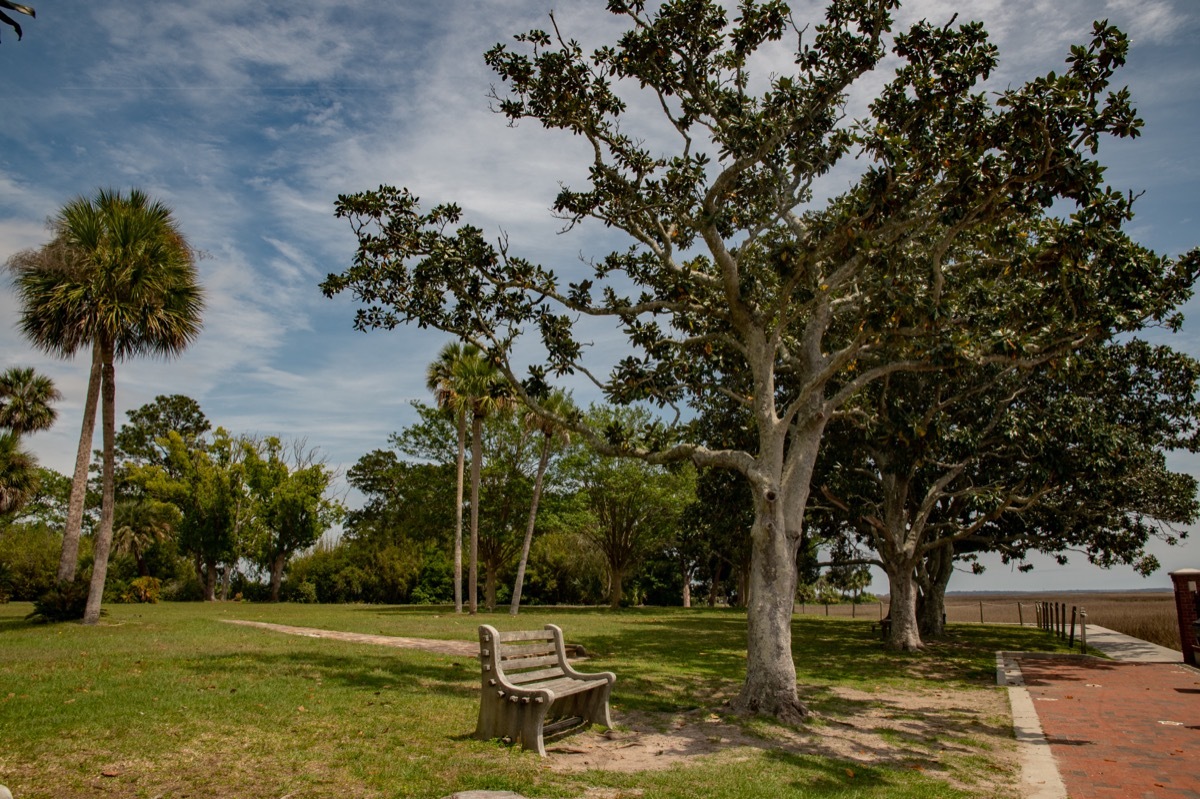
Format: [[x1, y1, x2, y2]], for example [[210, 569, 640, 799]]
[[474, 623, 615, 756]]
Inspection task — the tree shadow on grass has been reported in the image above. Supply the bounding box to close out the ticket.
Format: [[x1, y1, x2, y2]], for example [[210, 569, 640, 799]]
[[181, 644, 480, 701]]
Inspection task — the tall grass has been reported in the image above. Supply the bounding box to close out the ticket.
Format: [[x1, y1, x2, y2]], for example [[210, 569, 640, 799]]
[[830, 591, 1183, 650]]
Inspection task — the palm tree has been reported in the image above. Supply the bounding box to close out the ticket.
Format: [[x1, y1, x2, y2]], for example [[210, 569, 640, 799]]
[[456, 352, 512, 614], [8, 188, 204, 624], [426, 341, 477, 614], [0, 367, 59, 519], [113, 498, 181, 577], [425, 342, 512, 613], [510, 390, 574, 615], [0, 367, 61, 435], [0, 0, 34, 42], [0, 432, 38, 516]]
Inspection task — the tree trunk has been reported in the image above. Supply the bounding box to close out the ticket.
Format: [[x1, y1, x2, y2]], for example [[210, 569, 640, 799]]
[[884, 561, 924, 651], [732, 496, 806, 724], [454, 412, 467, 614], [510, 439, 551, 615], [270, 552, 286, 602], [918, 543, 954, 637], [57, 346, 101, 583], [83, 347, 116, 625], [468, 413, 483, 614], [681, 557, 691, 608], [203, 556, 218, 601], [707, 560, 722, 607], [484, 560, 498, 610], [609, 567, 624, 610]]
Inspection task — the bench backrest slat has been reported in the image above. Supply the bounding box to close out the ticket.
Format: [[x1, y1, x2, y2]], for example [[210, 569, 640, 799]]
[[507, 666, 567, 685], [498, 630, 556, 643], [500, 652, 560, 671], [500, 642, 558, 658]]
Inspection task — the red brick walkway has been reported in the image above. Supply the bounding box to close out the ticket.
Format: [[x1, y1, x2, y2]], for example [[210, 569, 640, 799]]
[[1016, 656, 1200, 799]]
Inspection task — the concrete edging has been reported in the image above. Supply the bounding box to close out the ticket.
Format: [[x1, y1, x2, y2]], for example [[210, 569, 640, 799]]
[[996, 652, 1068, 799]]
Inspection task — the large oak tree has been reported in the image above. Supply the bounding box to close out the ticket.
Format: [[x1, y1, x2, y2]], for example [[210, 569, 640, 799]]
[[323, 1, 1196, 720]]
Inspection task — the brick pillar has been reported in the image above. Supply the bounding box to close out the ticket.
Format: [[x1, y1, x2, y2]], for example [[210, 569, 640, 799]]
[[1170, 568, 1200, 666]]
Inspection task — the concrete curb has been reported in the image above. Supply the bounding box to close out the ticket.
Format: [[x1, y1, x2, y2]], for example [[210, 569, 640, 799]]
[[996, 652, 1067, 799]]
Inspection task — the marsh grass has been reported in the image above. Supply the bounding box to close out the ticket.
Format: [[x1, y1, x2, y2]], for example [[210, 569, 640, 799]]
[[0, 602, 1080, 798], [810, 591, 1183, 650]]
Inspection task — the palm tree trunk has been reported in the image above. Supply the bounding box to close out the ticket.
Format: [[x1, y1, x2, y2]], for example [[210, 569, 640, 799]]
[[83, 345, 115, 625], [57, 346, 101, 583], [469, 413, 483, 614], [510, 438, 551, 615], [454, 412, 467, 614]]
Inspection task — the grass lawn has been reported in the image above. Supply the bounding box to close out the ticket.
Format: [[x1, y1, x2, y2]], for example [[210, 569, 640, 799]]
[[0, 602, 1080, 799]]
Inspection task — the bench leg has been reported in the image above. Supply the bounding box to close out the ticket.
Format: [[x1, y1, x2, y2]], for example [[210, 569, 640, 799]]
[[517, 701, 551, 757]]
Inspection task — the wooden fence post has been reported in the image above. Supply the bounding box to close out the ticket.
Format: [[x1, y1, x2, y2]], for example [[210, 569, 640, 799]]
[[1018, 602, 1024, 627], [1069, 606, 1077, 647]]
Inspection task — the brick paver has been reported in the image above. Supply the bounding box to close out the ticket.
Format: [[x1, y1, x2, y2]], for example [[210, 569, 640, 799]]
[[1016, 656, 1200, 799]]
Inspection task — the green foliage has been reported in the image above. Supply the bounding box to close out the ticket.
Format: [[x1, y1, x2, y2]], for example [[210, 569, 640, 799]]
[[284, 579, 318, 604], [119, 576, 162, 604], [27, 577, 91, 622], [115, 394, 211, 471], [243, 436, 343, 601], [0, 522, 60, 601]]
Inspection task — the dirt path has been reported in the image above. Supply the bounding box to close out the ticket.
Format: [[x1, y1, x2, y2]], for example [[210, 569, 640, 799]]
[[220, 619, 478, 656]]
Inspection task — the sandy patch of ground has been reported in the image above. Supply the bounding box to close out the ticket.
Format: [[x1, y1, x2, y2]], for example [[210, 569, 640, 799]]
[[544, 686, 1020, 796]]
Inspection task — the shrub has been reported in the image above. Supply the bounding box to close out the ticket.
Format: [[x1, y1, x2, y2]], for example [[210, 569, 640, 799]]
[[0, 523, 61, 600], [120, 576, 162, 604], [285, 580, 318, 604], [27, 579, 91, 623]]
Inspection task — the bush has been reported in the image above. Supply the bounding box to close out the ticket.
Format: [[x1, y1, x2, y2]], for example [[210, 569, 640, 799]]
[[27, 579, 91, 623], [161, 573, 205, 602], [285, 580, 318, 604], [120, 576, 162, 604], [0, 523, 61, 601]]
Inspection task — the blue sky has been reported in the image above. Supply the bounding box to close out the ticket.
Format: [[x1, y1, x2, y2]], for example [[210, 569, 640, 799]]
[[2, 0, 1198, 593]]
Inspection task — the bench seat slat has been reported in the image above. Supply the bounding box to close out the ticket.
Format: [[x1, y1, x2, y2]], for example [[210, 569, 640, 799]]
[[526, 676, 607, 698]]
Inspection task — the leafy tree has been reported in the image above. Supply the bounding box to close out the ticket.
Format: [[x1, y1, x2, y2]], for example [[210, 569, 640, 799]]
[[143, 429, 247, 601], [8, 189, 204, 624], [0, 0, 33, 42], [243, 437, 342, 602], [568, 407, 697, 608], [9, 467, 73, 531], [115, 394, 211, 470], [323, 1, 1196, 720], [815, 339, 1200, 649]]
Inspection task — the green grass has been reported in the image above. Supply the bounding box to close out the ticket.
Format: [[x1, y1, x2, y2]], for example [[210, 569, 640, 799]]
[[0, 602, 1081, 799]]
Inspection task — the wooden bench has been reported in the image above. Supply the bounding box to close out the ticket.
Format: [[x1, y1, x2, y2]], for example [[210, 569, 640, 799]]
[[474, 623, 615, 756]]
